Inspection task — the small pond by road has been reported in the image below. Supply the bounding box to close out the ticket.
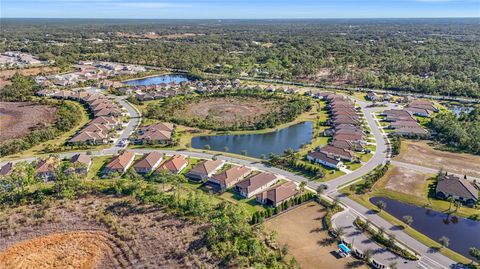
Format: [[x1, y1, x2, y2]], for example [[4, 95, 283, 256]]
[[123, 74, 192, 86], [191, 121, 313, 158], [370, 197, 480, 259]]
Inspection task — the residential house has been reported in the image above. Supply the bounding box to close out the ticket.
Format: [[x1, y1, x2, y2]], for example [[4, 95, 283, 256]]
[[0, 162, 13, 176], [394, 127, 429, 137], [69, 153, 92, 175], [156, 155, 188, 174], [256, 181, 298, 207], [102, 151, 136, 176], [186, 159, 224, 181], [35, 157, 58, 181], [208, 166, 252, 191], [235, 172, 279, 198], [366, 91, 378, 101], [436, 174, 478, 204], [135, 122, 174, 144], [133, 152, 163, 174], [307, 150, 343, 169]]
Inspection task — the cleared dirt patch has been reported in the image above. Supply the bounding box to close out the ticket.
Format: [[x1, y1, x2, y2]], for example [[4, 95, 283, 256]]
[[0, 231, 115, 269], [380, 166, 431, 200], [0, 196, 219, 269], [183, 97, 277, 127], [265, 202, 368, 269], [395, 140, 480, 178], [0, 102, 57, 142], [0, 67, 59, 88]]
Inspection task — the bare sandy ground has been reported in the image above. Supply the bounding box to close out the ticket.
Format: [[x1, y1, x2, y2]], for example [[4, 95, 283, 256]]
[[265, 202, 368, 269]]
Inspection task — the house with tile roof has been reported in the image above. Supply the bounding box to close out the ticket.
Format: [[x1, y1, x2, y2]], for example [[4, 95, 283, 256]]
[[208, 166, 252, 191], [235, 172, 279, 198], [155, 155, 188, 174], [186, 159, 224, 182], [306, 150, 343, 169], [436, 174, 478, 204], [256, 181, 298, 207], [133, 151, 163, 174], [102, 151, 135, 176], [69, 153, 92, 175]]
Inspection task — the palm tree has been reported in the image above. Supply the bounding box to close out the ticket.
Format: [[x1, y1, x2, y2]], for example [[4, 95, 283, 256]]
[[335, 226, 344, 239], [454, 200, 461, 212], [364, 249, 373, 263], [438, 236, 450, 249], [389, 262, 398, 269], [447, 196, 454, 210], [316, 185, 324, 195], [402, 215, 413, 227], [299, 181, 306, 194], [376, 200, 386, 212]]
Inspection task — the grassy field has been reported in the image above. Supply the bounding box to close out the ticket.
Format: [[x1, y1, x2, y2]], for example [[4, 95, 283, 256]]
[[87, 156, 112, 179]]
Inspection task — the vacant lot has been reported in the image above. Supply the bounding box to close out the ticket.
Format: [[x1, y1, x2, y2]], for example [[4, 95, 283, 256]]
[[265, 202, 367, 269], [0, 196, 219, 269], [395, 140, 480, 178], [0, 67, 59, 88], [0, 102, 57, 142], [184, 97, 277, 127], [380, 166, 432, 200]]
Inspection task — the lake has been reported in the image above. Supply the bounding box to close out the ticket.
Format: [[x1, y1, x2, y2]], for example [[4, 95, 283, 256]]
[[370, 197, 480, 259], [191, 121, 313, 158], [123, 74, 192, 86]]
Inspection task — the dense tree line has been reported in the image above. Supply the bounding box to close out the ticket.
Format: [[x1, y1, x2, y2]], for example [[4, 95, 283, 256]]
[[0, 100, 83, 157], [429, 108, 480, 155], [350, 164, 390, 194], [251, 192, 316, 224], [145, 89, 311, 131], [2, 19, 479, 97], [0, 73, 41, 101]]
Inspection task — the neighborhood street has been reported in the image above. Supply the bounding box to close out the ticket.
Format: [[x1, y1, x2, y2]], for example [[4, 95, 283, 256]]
[[0, 92, 459, 269]]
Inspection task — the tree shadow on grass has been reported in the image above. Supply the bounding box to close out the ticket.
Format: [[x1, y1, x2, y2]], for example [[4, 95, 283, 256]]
[[346, 260, 367, 269], [317, 237, 336, 247]]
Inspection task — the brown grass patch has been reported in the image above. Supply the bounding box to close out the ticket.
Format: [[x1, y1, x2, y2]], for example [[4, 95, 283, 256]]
[[0, 102, 57, 142], [183, 97, 277, 127], [264, 202, 368, 269], [379, 166, 431, 200], [395, 140, 480, 178]]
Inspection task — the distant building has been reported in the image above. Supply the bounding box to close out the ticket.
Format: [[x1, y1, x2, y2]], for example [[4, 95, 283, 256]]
[[436, 174, 478, 204], [0, 162, 14, 176]]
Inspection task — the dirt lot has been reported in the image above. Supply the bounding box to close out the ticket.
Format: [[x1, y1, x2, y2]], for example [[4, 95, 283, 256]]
[[0, 67, 59, 88], [265, 202, 367, 269], [380, 166, 431, 200], [0, 102, 57, 142], [0, 196, 219, 269], [183, 97, 277, 127], [395, 140, 480, 178]]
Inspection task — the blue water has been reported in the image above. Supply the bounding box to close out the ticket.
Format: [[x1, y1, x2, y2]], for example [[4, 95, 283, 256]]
[[123, 74, 192, 86], [450, 106, 474, 116], [370, 197, 480, 259], [191, 121, 313, 158]]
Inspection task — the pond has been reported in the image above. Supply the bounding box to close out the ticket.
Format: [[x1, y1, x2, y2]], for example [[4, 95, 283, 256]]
[[191, 121, 313, 158], [369, 197, 480, 259], [123, 74, 192, 86]]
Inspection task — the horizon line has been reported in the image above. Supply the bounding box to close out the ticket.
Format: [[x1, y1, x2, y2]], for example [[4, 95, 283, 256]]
[[2, 16, 479, 20]]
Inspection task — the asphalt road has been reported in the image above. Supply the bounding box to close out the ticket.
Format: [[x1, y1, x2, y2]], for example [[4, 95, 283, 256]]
[[0, 92, 459, 268]]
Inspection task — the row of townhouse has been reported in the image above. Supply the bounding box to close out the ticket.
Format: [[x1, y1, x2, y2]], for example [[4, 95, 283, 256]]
[[132, 122, 175, 144], [37, 89, 125, 145], [308, 93, 366, 169], [380, 99, 435, 138], [99, 151, 299, 207], [0, 153, 92, 182]]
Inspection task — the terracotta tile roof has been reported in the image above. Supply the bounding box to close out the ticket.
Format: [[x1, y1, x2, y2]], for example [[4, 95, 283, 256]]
[[320, 145, 355, 160], [105, 151, 135, 170], [36, 157, 58, 173], [156, 155, 187, 173], [258, 181, 298, 205], [134, 151, 163, 169], [70, 153, 91, 166], [188, 159, 224, 177], [236, 172, 278, 194], [211, 166, 251, 187], [333, 133, 364, 142], [307, 151, 341, 166]]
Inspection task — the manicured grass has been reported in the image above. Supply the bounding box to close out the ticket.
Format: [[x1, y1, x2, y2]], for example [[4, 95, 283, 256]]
[[87, 155, 112, 179], [317, 169, 346, 182], [345, 162, 362, 171], [366, 144, 377, 152], [219, 191, 265, 215], [358, 152, 373, 162]]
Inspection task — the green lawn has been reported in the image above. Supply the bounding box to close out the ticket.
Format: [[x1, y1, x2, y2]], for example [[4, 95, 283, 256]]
[[87, 156, 112, 179], [366, 144, 377, 152], [358, 152, 373, 162], [219, 191, 265, 214], [345, 162, 362, 171]]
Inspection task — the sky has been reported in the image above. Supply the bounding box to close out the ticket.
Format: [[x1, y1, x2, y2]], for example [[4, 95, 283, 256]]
[[1, 0, 479, 19]]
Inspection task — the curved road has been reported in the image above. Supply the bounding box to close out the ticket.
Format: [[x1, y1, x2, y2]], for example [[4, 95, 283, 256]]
[[0, 92, 458, 268]]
